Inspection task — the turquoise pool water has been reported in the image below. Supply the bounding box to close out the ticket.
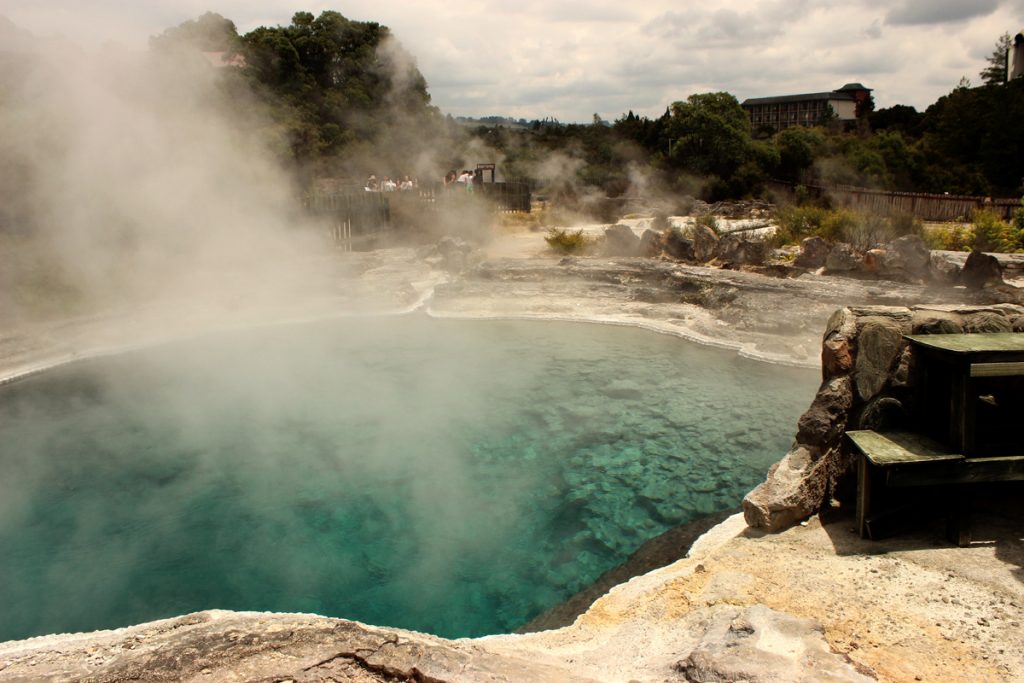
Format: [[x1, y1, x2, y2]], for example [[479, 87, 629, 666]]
[[0, 316, 816, 641]]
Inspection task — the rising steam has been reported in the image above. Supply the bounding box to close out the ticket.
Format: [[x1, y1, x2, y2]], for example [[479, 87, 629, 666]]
[[0, 27, 331, 324]]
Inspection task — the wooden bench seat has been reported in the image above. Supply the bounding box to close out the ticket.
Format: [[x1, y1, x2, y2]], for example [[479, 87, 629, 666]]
[[846, 429, 1024, 545]]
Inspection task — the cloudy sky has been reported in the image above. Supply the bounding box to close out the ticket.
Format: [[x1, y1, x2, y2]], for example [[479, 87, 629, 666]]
[[2, 0, 1022, 121]]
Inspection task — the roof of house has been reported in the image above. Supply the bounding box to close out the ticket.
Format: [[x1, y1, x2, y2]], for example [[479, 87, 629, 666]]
[[741, 83, 871, 107], [741, 91, 856, 107]]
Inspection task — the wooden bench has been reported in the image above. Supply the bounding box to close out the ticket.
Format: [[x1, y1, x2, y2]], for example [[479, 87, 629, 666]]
[[847, 429, 1024, 545]]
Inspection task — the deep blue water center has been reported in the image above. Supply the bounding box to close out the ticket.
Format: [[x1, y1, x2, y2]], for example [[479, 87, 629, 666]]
[[0, 316, 815, 641]]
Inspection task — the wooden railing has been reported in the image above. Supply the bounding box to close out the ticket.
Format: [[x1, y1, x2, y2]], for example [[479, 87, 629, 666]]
[[770, 181, 1021, 221], [305, 179, 531, 248], [416, 179, 532, 213], [304, 191, 391, 251]]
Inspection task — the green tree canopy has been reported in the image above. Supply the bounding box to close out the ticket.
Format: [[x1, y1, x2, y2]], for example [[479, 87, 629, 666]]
[[666, 92, 753, 179], [980, 32, 1012, 85], [775, 126, 826, 182], [150, 12, 240, 52], [224, 10, 438, 173]]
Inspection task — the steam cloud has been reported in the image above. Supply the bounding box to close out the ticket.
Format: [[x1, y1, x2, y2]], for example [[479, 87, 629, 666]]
[[0, 28, 332, 325]]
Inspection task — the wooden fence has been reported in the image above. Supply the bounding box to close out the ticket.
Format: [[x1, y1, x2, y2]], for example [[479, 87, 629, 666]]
[[304, 191, 390, 251], [416, 179, 532, 212], [305, 179, 531, 248], [770, 181, 1021, 222]]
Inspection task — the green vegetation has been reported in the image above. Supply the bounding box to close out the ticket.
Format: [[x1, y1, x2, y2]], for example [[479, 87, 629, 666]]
[[772, 206, 923, 250], [144, 18, 1024, 205], [151, 10, 446, 180], [544, 228, 593, 254], [922, 201, 1024, 253], [980, 33, 1012, 86], [693, 213, 720, 235], [5, 12, 1023, 223]]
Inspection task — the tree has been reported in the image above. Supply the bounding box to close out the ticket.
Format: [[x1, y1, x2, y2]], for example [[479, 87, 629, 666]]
[[663, 92, 767, 199], [980, 33, 1011, 85], [775, 126, 825, 182], [869, 105, 923, 137], [666, 92, 752, 176], [232, 10, 437, 172], [150, 12, 240, 52]]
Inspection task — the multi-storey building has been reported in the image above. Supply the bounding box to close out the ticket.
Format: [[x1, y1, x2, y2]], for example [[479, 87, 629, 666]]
[[741, 83, 872, 131]]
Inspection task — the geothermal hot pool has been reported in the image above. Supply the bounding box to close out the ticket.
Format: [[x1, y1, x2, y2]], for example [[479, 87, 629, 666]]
[[0, 316, 816, 642]]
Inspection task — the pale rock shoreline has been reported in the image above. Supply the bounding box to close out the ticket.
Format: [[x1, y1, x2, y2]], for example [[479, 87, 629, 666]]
[[1, 228, 1022, 682]]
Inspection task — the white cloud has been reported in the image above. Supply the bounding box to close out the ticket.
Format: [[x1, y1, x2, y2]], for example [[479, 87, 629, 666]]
[[1, 1, 1021, 120]]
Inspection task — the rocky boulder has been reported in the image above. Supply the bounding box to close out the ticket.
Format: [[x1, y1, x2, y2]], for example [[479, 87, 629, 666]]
[[692, 225, 720, 263], [959, 250, 1004, 289], [824, 243, 860, 274], [742, 446, 830, 532], [881, 235, 932, 282], [794, 236, 830, 269], [664, 227, 695, 260], [930, 251, 964, 283], [796, 377, 854, 446], [430, 236, 482, 273], [853, 318, 905, 401], [603, 223, 642, 256], [640, 228, 663, 256], [715, 234, 768, 266]]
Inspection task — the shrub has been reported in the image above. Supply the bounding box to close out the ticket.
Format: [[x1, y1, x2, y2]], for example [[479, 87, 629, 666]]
[[771, 205, 835, 246], [970, 209, 1017, 253], [819, 209, 860, 243], [1012, 198, 1024, 246], [773, 206, 924, 249], [923, 224, 973, 251], [544, 228, 593, 254], [888, 212, 924, 239], [693, 213, 720, 234]]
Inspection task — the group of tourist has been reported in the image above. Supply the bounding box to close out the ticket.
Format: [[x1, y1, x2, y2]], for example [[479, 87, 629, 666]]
[[362, 168, 486, 193], [364, 175, 417, 192], [443, 169, 483, 192]]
